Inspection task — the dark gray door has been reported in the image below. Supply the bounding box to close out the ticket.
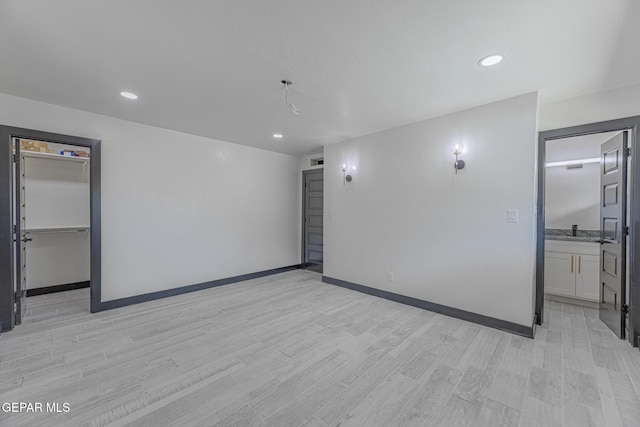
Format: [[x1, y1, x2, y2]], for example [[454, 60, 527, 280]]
[[14, 138, 27, 325], [599, 132, 628, 338], [302, 169, 323, 273]]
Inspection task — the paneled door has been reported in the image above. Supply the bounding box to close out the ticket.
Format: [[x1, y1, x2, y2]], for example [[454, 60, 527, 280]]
[[302, 169, 323, 273], [599, 132, 628, 338]]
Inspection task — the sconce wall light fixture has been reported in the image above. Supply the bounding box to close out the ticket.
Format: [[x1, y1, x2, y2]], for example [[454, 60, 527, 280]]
[[342, 163, 354, 185], [453, 144, 465, 174]]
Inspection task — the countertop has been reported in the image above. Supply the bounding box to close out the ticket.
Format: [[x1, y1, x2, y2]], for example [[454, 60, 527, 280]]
[[545, 228, 600, 243]]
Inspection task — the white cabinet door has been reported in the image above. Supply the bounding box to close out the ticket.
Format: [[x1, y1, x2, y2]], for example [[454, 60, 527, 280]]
[[545, 252, 576, 297], [576, 254, 600, 301]]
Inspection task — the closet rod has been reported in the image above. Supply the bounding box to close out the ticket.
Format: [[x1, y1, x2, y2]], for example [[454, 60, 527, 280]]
[[25, 227, 89, 234]]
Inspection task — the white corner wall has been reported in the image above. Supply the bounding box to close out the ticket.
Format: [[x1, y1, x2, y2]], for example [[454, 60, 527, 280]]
[[324, 92, 538, 327], [298, 150, 325, 173], [545, 163, 600, 230], [539, 83, 640, 131], [0, 93, 299, 302]]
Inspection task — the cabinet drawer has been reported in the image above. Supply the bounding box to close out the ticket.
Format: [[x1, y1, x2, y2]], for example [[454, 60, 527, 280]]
[[545, 240, 599, 256]]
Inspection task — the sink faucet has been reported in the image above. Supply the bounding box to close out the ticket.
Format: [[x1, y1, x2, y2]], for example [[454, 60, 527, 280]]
[[571, 224, 578, 236]]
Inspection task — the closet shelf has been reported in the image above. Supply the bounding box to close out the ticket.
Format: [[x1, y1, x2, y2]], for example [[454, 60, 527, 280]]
[[20, 151, 90, 163], [25, 227, 89, 234]]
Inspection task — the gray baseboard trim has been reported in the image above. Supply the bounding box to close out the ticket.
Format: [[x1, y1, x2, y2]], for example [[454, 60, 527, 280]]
[[322, 276, 534, 339], [27, 281, 90, 297], [93, 265, 301, 312]]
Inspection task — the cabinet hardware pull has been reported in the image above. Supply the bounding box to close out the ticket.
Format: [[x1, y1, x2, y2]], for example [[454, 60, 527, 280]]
[[571, 255, 574, 273], [578, 256, 581, 274]]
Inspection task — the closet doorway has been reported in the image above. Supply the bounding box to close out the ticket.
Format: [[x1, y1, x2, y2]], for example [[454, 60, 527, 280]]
[[302, 169, 324, 273], [0, 126, 101, 333]]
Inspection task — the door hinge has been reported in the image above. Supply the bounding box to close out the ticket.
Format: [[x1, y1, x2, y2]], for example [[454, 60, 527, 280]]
[[625, 147, 631, 157], [12, 154, 16, 162], [14, 291, 20, 303], [13, 225, 17, 234], [622, 304, 629, 316], [624, 226, 630, 236]]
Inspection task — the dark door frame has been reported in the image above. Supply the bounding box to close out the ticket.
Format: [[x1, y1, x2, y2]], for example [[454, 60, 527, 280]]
[[535, 116, 640, 347], [301, 168, 323, 271], [0, 125, 101, 332]]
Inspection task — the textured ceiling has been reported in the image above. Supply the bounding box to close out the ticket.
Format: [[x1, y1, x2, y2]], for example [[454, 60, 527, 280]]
[[1, 0, 639, 156]]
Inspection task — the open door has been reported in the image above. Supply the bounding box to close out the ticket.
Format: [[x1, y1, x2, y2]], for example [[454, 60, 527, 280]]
[[302, 169, 324, 273], [599, 131, 628, 338]]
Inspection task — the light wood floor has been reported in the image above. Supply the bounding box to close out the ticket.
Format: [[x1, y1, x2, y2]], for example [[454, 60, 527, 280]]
[[1, 270, 640, 426]]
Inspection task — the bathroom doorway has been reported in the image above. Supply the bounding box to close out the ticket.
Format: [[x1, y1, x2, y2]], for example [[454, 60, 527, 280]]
[[536, 116, 640, 347]]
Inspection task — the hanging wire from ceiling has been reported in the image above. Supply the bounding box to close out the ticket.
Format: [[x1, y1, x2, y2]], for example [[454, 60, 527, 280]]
[[281, 80, 300, 115]]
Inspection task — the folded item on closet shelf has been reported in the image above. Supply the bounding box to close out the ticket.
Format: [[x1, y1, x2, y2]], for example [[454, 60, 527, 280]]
[[20, 139, 54, 153]]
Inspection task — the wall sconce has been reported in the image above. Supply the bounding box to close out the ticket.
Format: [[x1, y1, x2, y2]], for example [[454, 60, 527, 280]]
[[453, 144, 465, 174], [342, 163, 354, 185]]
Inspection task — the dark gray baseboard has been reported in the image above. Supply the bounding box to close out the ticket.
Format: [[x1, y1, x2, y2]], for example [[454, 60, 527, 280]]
[[322, 276, 534, 339], [93, 265, 301, 312], [27, 281, 90, 297]]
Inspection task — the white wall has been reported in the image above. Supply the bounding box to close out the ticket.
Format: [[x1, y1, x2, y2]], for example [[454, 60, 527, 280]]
[[545, 163, 600, 230], [26, 233, 90, 289], [324, 92, 538, 327], [0, 93, 299, 302], [24, 156, 90, 229], [539, 82, 640, 131], [298, 150, 324, 173]]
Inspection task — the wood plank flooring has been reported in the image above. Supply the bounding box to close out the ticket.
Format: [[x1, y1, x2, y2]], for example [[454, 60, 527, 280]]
[[1, 270, 640, 426]]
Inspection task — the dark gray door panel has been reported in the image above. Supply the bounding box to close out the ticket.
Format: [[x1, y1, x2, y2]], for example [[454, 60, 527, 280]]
[[303, 169, 323, 273], [599, 132, 628, 338]]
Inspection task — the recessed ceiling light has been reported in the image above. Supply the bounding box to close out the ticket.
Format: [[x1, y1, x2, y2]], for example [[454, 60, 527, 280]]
[[273, 134, 283, 139], [120, 91, 138, 100], [478, 54, 503, 67]]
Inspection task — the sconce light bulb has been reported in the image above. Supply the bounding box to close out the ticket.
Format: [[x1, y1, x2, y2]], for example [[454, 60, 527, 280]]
[[453, 144, 464, 155], [342, 164, 347, 171]]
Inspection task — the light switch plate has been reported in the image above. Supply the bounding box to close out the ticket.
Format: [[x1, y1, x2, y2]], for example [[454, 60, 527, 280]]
[[507, 209, 518, 223]]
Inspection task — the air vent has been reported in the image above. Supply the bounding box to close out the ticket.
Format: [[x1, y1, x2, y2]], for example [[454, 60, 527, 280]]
[[310, 158, 324, 166], [567, 164, 583, 170]]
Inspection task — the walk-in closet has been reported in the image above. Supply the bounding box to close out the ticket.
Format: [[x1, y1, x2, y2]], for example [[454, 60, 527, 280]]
[[15, 138, 90, 305]]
